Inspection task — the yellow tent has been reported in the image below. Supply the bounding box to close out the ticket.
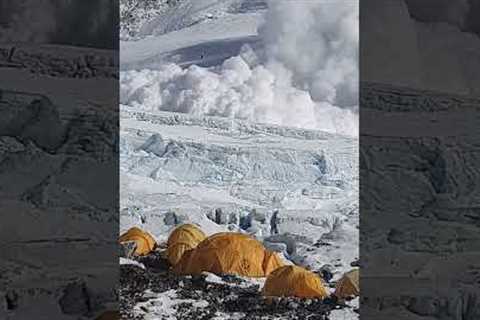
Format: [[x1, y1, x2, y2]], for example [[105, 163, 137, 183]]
[[119, 227, 156, 256], [262, 265, 330, 299], [95, 310, 119, 320], [334, 269, 359, 299], [166, 224, 206, 265], [173, 232, 284, 277]]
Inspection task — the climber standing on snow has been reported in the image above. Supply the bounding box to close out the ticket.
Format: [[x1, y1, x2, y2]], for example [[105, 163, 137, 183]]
[[270, 210, 279, 235]]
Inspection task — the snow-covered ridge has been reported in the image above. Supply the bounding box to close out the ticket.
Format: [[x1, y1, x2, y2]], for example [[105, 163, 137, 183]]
[[121, 107, 351, 141], [120, 0, 268, 41], [121, 109, 357, 189]]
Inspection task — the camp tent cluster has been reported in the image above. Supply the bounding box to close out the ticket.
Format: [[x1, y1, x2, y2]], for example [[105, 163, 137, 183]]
[[119, 224, 359, 300], [173, 232, 284, 277]]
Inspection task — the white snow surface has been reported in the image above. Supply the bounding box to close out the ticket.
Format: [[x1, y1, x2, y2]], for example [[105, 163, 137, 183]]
[[134, 289, 210, 320], [120, 257, 146, 269]]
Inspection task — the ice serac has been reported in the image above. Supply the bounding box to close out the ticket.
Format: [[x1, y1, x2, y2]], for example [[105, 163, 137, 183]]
[[120, 106, 358, 275]]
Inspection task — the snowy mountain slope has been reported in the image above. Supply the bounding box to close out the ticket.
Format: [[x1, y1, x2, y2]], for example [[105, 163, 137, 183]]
[[120, 108, 359, 319], [120, 0, 171, 41], [120, 0, 359, 319], [120, 0, 359, 134], [120, 0, 267, 41], [120, 107, 358, 241], [121, 11, 263, 70]]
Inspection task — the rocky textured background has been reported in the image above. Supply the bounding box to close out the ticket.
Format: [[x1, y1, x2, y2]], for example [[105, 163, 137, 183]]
[[360, 82, 480, 319], [0, 44, 117, 79], [119, 251, 354, 320], [0, 41, 119, 319]]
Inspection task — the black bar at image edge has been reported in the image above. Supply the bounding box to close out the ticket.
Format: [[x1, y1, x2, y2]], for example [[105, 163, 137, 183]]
[[0, 1, 119, 319], [360, 1, 480, 319]]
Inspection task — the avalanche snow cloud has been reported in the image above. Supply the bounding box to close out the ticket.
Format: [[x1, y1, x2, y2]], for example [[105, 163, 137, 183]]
[[120, 0, 359, 136]]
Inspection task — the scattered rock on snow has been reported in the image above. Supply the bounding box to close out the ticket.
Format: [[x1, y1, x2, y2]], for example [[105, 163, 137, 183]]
[[215, 208, 229, 224], [120, 249, 345, 320], [163, 210, 182, 225], [350, 259, 360, 267], [228, 212, 239, 225], [227, 224, 239, 231], [263, 241, 288, 254], [137, 250, 170, 272], [318, 264, 335, 282], [264, 234, 297, 255]]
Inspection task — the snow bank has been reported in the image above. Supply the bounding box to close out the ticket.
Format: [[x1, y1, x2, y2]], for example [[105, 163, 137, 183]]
[[120, 0, 358, 136]]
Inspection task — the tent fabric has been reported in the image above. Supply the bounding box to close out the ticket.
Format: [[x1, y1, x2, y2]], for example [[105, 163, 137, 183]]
[[166, 224, 206, 265], [173, 232, 284, 277], [262, 265, 330, 299], [119, 227, 156, 256], [334, 268, 359, 299]]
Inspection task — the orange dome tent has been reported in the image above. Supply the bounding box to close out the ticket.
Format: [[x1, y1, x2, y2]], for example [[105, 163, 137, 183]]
[[166, 224, 206, 265], [262, 265, 330, 299], [334, 268, 359, 299], [173, 232, 284, 277], [119, 227, 156, 256]]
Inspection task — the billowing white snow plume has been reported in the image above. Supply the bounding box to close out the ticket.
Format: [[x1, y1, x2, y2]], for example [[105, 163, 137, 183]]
[[259, 0, 358, 109], [121, 0, 358, 136]]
